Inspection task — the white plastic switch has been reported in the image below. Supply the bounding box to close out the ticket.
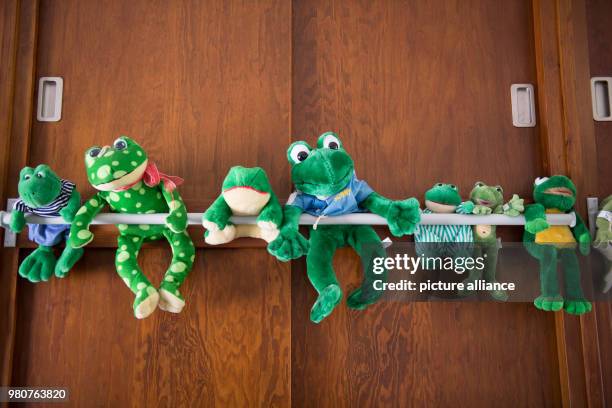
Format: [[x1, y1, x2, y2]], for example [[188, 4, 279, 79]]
[[36, 77, 63, 122], [511, 84, 536, 127]]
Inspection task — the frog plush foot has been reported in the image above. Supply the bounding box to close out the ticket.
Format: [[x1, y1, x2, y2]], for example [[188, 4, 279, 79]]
[[310, 284, 343, 323], [134, 287, 160, 319], [489, 286, 509, 302], [158, 285, 185, 313], [346, 286, 382, 310], [564, 299, 592, 315], [54, 246, 84, 278], [19, 246, 57, 282], [534, 295, 564, 312], [204, 224, 237, 245]]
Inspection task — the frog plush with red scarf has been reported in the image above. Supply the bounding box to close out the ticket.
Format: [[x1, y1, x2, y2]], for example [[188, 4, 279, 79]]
[[68, 136, 194, 319]]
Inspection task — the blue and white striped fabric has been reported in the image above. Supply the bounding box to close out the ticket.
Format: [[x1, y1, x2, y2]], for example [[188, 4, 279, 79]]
[[414, 208, 474, 243], [13, 179, 75, 217]]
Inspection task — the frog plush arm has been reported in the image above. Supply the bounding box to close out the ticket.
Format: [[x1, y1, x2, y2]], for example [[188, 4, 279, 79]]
[[202, 194, 233, 232], [9, 209, 26, 233], [361, 193, 421, 236], [503, 194, 524, 217], [573, 213, 591, 255], [456, 200, 475, 214], [161, 185, 188, 233], [524, 203, 548, 234], [267, 204, 309, 261], [257, 191, 283, 228], [59, 189, 81, 222], [68, 193, 107, 248]]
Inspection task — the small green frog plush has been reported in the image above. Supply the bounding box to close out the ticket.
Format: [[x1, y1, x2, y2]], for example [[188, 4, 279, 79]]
[[68, 136, 195, 319], [9, 165, 83, 282], [202, 166, 283, 244], [459, 182, 523, 300], [523, 175, 591, 315], [594, 195, 611, 293], [268, 131, 420, 323], [414, 183, 474, 265]]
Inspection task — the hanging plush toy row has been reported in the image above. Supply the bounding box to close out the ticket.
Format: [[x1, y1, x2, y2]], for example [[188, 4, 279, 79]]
[[7, 133, 606, 321]]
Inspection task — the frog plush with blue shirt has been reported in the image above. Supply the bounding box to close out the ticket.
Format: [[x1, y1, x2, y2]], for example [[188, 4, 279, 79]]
[[268, 131, 421, 323], [9, 165, 83, 282]]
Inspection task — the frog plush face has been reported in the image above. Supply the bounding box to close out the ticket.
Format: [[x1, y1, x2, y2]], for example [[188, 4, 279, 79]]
[[84, 136, 148, 191], [424, 183, 461, 213], [470, 182, 503, 208], [287, 132, 354, 197], [18, 164, 62, 208], [221, 166, 273, 215], [533, 175, 576, 211]]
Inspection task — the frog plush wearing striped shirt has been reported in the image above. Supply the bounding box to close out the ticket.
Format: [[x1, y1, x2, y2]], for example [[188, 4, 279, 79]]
[[268, 131, 421, 323], [9, 165, 83, 282], [524, 175, 591, 315], [414, 183, 475, 265], [68, 136, 194, 319]]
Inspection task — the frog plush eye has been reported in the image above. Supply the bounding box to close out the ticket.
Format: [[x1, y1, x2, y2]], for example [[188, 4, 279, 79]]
[[289, 144, 311, 164], [534, 177, 549, 186], [36, 172, 44, 178], [475, 181, 484, 187], [88, 147, 101, 158], [450, 184, 457, 190], [322, 134, 341, 150], [24, 174, 31, 180], [113, 138, 128, 150], [495, 186, 503, 193]]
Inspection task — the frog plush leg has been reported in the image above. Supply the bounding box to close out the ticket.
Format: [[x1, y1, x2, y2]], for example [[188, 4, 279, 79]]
[[534, 245, 564, 311], [559, 248, 592, 315], [116, 234, 159, 319], [158, 229, 195, 313], [256, 192, 282, 242], [346, 225, 387, 310], [482, 243, 507, 301], [459, 243, 484, 297], [307, 226, 342, 323], [202, 195, 236, 245], [19, 246, 56, 282], [268, 205, 309, 261], [68, 193, 106, 248], [54, 246, 84, 278]]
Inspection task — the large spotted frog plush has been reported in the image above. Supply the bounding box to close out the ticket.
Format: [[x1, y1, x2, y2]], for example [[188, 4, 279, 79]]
[[68, 136, 195, 319], [523, 175, 591, 315], [9, 165, 83, 282], [268, 132, 420, 323]]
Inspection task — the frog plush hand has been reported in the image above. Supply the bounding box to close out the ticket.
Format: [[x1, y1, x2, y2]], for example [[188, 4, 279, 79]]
[[9, 165, 84, 282], [460, 182, 523, 301], [523, 175, 592, 315], [414, 183, 474, 264], [202, 166, 282, 244], [268, 132, 420, 323], [68, 136, 195, 319]]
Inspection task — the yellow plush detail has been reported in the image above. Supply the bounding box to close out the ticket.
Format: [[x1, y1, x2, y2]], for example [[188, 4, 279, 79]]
[[535, 208, 576, 244]]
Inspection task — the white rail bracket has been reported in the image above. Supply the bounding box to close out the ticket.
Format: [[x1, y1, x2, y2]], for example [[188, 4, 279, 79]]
[[587, 197, 599, 238], [3, 199, 18, 248]]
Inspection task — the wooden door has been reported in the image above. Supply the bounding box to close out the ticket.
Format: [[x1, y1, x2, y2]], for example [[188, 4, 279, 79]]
[[1, 0, 608, 407], [8, 0, 293, 406]]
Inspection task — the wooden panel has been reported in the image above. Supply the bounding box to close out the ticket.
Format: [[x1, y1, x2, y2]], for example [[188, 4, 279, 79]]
[[12, 248, 290, 407], [291, 0, 560, 406], [12, 0, 292, 406]]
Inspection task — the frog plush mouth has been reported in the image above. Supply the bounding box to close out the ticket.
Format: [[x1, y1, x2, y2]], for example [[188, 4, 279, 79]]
[[544, 187, 573, 197], [475, 198, 492, 206], [424, 200, 457, 213], [93, 160, 148, 191], [222, 186, 271, 215]]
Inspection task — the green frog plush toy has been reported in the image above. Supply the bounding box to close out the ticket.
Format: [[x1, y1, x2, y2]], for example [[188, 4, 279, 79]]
[[68, 136, 195, 319], [594, 195, 611, 293], [459, 182, 524, 300], [523, 175, 591, 315], [268, 131, 420, 323], [202, 166, 283, 244], [413, 183, 474, 266], [9, 165, 83, 282]]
